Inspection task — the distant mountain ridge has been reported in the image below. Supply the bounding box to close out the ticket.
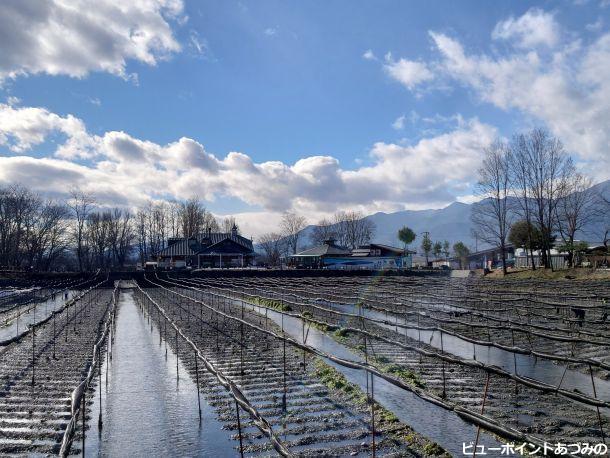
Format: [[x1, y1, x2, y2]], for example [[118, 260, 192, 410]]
[[264, 179, 609, 254], [287, 201, 476, 253]]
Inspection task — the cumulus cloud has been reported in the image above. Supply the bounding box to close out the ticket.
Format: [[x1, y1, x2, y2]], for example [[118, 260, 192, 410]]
[[0, 0, 184, 81], [0, 103, 89, 153], [428, 30, 610, 171], [382, 9, 610, 179], [383, 53, 434, 90], [491, 8, 560, 48], [0, 104, 496, 233]]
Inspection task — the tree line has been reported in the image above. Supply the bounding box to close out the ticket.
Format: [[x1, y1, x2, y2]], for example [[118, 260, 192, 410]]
[[257, 210, 376, 266], [472, 128, 609, 274], [397, 227, 471, 268], [0, 185, 240, 272]]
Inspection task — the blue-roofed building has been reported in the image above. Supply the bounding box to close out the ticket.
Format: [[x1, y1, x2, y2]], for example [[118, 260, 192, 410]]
[[290, 240, 413, 270], [155, 224, 254, 269]]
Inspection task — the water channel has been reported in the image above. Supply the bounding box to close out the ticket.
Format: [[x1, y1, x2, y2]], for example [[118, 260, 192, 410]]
[[81, 290, 235, 457]]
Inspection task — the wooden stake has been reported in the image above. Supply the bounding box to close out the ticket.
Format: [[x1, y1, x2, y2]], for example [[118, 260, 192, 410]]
[[81, 391, 86, 457], [98, 347, 103, 430], [235, 399, 244, 458], [31, 324, 35, 386], [195, 352, 202, 423], [440, 330, 446, 399], [370, 372, 376, 458], [473, 372, 491, 458], [589, 364, 606, 444]]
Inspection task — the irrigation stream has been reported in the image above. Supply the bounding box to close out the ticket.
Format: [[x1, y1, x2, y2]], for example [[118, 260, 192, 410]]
[[3, 273, 607, 456], [81, 289, 235, 457], [331, 302, 610, 401], [77, 285, 498, 456], [246, 302, 501, 455], [0, 290, 76, 341]]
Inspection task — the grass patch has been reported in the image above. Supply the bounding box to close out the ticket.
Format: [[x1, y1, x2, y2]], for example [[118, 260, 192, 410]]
[[333, 327, 351, 343], [313, 358, 400, 420], [301, 311, 333, 332], [251, 296, 292, 312], [423, 441, 447, 456], [384, 363, 427, 389], [324, 325, 426, 389], [312, 358, 448, 456]]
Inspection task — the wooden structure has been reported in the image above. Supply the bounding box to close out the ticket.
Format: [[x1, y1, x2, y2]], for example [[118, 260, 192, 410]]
[[155, 225, 254, 269]]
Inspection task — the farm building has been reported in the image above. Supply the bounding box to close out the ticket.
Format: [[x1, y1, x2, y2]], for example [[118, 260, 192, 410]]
[[431, 258, 460, 269], [458, 245, 515, 270], [155, 225, 254, 269], [515, 243, 608, 269], [290, 240, 413, 269], [346, 243, 414, 269], [289, 239, 351, 269]]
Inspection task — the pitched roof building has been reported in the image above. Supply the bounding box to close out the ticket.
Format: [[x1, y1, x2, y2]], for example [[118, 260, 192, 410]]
[[155, 224, 254, 269], [290, 240, 413, 270]]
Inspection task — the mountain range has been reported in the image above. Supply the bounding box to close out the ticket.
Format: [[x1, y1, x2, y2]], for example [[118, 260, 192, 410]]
[[290, 179, 609, 254]]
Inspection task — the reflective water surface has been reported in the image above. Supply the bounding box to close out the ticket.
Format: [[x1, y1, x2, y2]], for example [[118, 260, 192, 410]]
[[0, 290, 76, 341], [82, 291, 234, 457], [247, 301, 502, 456], [328, 301, 610, 401]]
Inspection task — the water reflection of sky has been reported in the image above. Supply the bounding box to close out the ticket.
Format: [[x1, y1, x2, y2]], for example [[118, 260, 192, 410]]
[[248, 301, 502, 456], [83, 291, 235, 457]]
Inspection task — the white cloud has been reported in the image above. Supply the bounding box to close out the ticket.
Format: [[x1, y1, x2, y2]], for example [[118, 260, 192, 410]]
[[383, 53, 434, 90], [427, 30, 610, 173], [0, 104, 496, 236], [362, 49, 376, 61], [381, 10, 610, 180], [189, 30, 209, 56], [0, 103, 89, 153], [264, 27, 278, 36], [0, 0, 184, 82], [492, 8, 559, 48], [586, 17, 604, 32], [392, 115, 406, 130]]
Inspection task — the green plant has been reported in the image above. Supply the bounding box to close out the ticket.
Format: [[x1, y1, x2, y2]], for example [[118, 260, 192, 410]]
[[423, 442, 446, 456]]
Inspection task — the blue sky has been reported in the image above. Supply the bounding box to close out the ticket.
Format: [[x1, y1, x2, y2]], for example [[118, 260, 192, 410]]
[[0, 0, 609, 236]]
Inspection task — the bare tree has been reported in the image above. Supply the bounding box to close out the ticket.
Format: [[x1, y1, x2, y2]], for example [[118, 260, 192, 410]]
[[87, 211, 112, 269], [471, 140, 512, 274], [333, 211, 375, 249], [310, 218, 336, 246], [0, 185, 69, 271], [442, 240, 450, 261], [221, 216, 240, 234], [148, 201, 167, 255], [514, 129, 573, 269], [258, 232, 285, 267], [67, 188, 95, 272], [509, 134, 537, 269], [135, 209, 149, 264], [166, 200, 182, 238], [0, 185, 34, 267], [179, 197, 218, 238], [555, 173, 596, 267], [281, 212, 307, 254], [108, 209, 134, 268], [23, 199, 69, 270]]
